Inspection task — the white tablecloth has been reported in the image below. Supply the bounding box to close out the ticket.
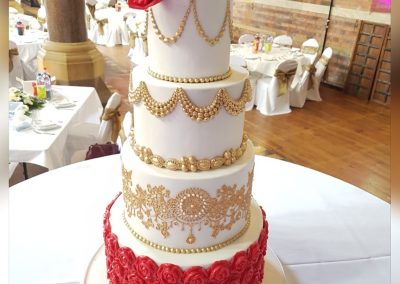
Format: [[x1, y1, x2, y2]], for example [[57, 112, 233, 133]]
[[9, 155, 390, 284], [231, 44, 304, 77], [9, 29, 48, 80], [9, 85, 103, 170]]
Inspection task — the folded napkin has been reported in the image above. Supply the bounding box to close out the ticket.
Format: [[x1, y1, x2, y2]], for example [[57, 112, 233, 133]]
[[12, 105, 32, 131]]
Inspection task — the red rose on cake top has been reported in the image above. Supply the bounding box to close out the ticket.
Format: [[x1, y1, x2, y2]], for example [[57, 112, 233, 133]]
[[128, 0, 162, 9]]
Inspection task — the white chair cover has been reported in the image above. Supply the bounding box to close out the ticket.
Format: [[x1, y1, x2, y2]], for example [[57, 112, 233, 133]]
[[67, 92, 121, 163], [116, 111, 133, 150], [306, 47, 333, 101], [9, 7, 18, 14], [9, 40, 24, 88], [126, 11, 147, 65], [88, 9, 110, 45], [289, 56, 313, 108], [301, 38, 319, 63], [238, 34, 255, 44], [255, 59, 298, 116], [273, 35, 293, 48], [104, 9, 130, 47]]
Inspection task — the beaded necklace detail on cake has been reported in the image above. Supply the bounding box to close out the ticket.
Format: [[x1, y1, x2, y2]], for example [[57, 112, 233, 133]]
[[147, 67, 232, 84], [130, 134, 248, 171], [128, 79, 252, 120], [149, 0, 233, 46], [122, 166, 253, 250]]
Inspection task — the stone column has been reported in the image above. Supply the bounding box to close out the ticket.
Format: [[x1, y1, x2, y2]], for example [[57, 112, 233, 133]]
[[37, 0, 109, 103]]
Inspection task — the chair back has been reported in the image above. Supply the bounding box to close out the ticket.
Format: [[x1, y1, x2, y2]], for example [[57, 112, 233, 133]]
[[301, 38, 319, 63], [230, 54, 247, 68], [315, 47, 333, 80], [273, 35, 293, 48], [238, 34, 255, 44], [271, 59, 298, 97], [9, 40, 23, 88], [98, 92, 121, 143]]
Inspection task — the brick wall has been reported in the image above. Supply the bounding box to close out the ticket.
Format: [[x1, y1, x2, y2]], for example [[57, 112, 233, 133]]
[[232, 0, 390, 88]]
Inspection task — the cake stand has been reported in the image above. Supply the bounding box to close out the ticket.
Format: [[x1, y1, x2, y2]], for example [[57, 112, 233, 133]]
[[84, 245, 286, 284]]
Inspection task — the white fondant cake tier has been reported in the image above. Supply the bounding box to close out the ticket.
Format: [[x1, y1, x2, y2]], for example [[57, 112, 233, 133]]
[[148, 0, 231, 79], [130, 64, 249, 161], [121, 140, 255, 250], [110, 195, 263, 268]]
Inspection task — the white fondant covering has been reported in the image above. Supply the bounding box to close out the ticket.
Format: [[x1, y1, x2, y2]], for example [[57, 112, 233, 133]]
[[148, 0, 231, 78], [110, 195, 263, 268], [121, 140, 255, 249], [131, 64, 249, 160]]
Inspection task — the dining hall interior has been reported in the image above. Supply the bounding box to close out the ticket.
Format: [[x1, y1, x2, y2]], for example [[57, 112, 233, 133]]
[[5, 0, 393, 284]]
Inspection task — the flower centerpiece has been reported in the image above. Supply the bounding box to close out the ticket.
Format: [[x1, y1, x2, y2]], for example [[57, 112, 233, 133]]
[[9, 87, 46, 115], [128, 0, 162, 9]]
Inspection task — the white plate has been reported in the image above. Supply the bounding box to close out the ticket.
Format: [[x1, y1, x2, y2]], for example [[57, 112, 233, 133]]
[[84, 244, 285, 284]]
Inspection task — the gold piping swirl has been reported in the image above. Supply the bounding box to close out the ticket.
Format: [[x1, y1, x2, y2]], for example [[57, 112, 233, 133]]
[[128, 79, 252, 121]]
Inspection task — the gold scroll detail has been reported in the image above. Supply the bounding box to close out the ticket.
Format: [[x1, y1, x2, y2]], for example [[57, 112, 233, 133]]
[[122, 166, 254, 246], [147, 67, 232, 83], [128, 79, 252, 121], [131, 134, 248, 171], [149, 0, 232, 45]]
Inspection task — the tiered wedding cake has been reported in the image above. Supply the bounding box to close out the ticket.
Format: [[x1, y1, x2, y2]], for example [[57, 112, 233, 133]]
[[103, 0, 269, 282]]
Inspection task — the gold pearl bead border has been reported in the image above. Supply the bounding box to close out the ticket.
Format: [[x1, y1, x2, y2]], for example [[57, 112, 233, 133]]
[[128, 79, 252, 121], [147, 68, 232, 84], [131, 134, 248, 172], [122, 210, 251, 254]]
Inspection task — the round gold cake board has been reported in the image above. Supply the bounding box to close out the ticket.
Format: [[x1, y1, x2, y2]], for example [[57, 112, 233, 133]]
[[84, 245, 286, 284]]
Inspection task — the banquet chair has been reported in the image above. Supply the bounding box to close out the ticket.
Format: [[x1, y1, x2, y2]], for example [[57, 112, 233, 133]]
[[9, 40, 24, 88], [238, 34, 255, 44], [67, 92, 122, 163], [255, 59, 298, 116], [116, 111, 134, 150], [273, 35, 293, 48], [126, 11, 148, 64], [104, 7, 130, 47], [301, 38, 319, 63], [306, 47, 333, 101], [87, 8, 110, 46], [288, 56, 314, 108], [230, 54, 257, 111]]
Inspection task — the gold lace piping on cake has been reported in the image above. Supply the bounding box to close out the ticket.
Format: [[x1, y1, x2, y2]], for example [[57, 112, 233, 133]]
[[128, 79, 252, 120], [130, 134, 248, 171], [122, 167, 253, 247], [122, 210, 251, 254], [147, 68, 232, 83], [149, 0, 232, 45]]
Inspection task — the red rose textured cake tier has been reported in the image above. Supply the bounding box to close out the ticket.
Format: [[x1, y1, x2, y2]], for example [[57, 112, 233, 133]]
[[103, 0, 269, 283]]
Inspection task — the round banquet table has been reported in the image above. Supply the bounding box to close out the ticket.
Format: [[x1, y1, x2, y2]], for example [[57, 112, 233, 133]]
[[9, 155, 390, 284]]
